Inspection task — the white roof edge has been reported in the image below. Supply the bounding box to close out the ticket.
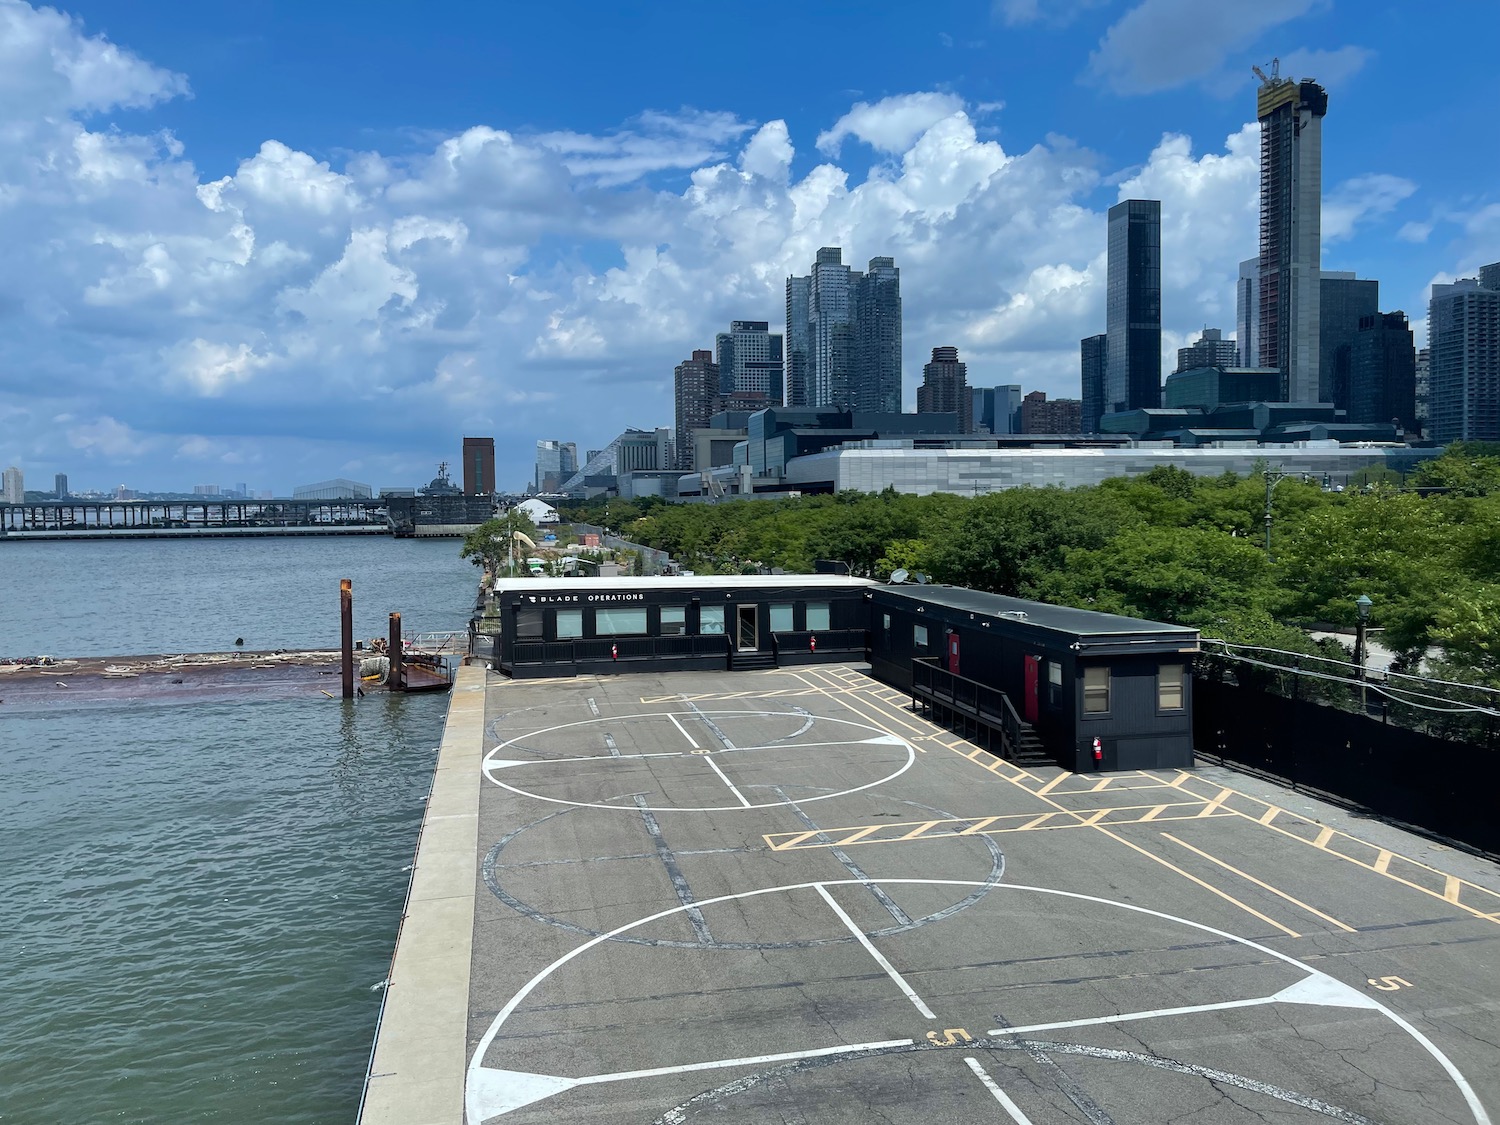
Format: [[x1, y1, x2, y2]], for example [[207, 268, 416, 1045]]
[[492, 574, 877, 593]]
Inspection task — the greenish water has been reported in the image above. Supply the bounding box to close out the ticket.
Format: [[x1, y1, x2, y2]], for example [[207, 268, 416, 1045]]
[[0, 537, 480, 1123]]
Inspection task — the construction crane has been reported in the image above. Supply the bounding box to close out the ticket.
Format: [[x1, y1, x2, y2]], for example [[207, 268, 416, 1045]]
[[1252, 57, 1281, 85]]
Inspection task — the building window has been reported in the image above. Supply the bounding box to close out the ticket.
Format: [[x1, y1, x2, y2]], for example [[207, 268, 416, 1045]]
[[516, 608, 543, 639], [1047, 661, 1062, 708], [914, 624, 928, 648], [556, 609, 582, 639], [1083, 666, 1111, 714], [770, 603, 794, 632], [806, 602, 830, 631], [595, 608, 647, 636], [1158, 664, 1185, 711], [660, 606, 686, 636], [699, 606, 725, 635]]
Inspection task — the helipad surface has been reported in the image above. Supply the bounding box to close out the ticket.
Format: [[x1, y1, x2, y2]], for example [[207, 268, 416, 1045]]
[[364, 664, 1500, 1125]]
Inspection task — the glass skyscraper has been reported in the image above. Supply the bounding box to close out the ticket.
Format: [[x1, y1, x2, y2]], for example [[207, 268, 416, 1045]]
[[787, 247, 903, 413], [1105, 199, 1161, 414], [856, 257, 902, 413], [783, 276, 811, 407], [1429, 270, 1500, 443], [1080, 333, 1107, 433], [1319, 273, 1378, 410]]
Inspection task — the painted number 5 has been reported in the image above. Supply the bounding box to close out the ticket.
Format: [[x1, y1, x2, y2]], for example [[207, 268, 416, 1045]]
[[1367, 976, 1412, 991]]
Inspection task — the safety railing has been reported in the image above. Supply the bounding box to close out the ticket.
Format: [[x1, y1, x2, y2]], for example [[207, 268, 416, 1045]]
[[511, 634, 731, 666], [911, 657, 1024, 759], [770, 630, 868, 658]]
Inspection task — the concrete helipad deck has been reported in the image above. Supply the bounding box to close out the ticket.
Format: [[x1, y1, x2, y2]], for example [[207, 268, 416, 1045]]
[[364, 664, 1500, 1124]]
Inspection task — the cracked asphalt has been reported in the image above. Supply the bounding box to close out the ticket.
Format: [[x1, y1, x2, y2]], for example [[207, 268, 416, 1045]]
[[457, 665, 1500, 1124]]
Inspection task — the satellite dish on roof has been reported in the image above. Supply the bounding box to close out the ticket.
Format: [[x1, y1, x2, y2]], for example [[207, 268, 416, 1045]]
[[889, 568, 910, 585], [914, 572, 931, 585]]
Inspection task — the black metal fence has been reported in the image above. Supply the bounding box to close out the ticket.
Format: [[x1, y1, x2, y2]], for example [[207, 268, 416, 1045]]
[[512, 634, 730, 667], [1194, 677, 1500, 856], [770, 629, 867, 663]]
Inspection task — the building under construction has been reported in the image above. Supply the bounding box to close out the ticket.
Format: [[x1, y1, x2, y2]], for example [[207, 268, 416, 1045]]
[[1255, 65, 1328, 404]]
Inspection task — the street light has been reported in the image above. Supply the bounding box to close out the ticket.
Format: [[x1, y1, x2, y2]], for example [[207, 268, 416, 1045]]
[[1355, 594, 1373, 709]]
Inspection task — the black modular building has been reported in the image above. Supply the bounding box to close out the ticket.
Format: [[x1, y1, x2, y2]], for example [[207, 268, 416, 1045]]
[[492, 576, 873, 678], [486, 574, 1199, 773], [869, 585, 1198, 772]]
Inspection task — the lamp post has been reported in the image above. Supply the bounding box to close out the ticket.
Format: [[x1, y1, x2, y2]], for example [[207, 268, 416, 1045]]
[[1355, 594, 1372, 709], [1262, 470, 1299, 561]]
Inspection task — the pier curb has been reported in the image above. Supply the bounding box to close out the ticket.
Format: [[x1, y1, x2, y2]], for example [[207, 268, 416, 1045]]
[[359, 664, 488, 1125]]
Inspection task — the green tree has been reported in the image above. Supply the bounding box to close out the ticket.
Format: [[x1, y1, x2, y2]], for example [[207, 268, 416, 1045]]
[[460, 508, 538, 577], [929, 486, 1139, 596]]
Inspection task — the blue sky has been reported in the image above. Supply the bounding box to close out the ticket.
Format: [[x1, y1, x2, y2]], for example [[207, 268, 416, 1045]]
[[0, 0, 1494, 493]]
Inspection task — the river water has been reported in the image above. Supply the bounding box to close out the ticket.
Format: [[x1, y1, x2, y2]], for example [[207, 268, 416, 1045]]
[[0, 536, 480, 1123]]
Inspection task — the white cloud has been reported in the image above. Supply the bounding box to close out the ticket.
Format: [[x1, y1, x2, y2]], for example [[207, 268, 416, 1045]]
[[816, 92, 966, 155], [1322, 173, 1417, 244], [66, 415, 153, 459], [739, 121, 793, 183], [1275, 46, 1374, 90], [165, 339, 277, 396], [0, 0, 1427, 493], [0, 0, 187, 115], [993, 0, 1109, 27], [1087, 0, 1321, 94]]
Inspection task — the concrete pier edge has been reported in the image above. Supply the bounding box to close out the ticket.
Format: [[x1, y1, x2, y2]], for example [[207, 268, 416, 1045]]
[[359, 663, 487, 1125]]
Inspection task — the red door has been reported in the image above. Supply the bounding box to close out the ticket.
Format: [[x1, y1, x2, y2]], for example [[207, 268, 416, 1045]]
[[1023, 654, 1040, 724], [947, 632, 960, 676]]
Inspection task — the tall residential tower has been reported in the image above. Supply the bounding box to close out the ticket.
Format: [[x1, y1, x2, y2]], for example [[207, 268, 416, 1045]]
[[1256, 69, 1328, 403], [787, 248, 903, 413], [916, 347, 971, 432], [714, 320, 783, 402], [1428, 268, 1500, 443], [673, 349, 720, 470], [1105, 199, 1162, 414]]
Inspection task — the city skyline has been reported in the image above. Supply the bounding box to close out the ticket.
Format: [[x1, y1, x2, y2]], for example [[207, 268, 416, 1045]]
[[0, 1, 1492, 490]]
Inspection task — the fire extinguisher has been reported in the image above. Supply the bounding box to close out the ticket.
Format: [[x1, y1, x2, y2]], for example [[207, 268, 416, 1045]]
[[1092, 736, 1103, 766], [809, 635, 817, 653], [611, 643, 618, 661]]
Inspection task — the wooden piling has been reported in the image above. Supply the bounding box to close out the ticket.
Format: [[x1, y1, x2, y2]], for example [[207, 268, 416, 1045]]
[[340, 579, 354, 699], [388, 612, 403, 692]]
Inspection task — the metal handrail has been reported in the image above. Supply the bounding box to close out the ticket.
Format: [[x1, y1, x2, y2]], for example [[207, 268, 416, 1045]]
[[912, 657, 1024, 755], [770, 629, 867, 657], [512, 634, 731, 665]]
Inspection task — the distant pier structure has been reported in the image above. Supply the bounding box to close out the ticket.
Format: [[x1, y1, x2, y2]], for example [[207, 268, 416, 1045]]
[[0, 497, 388, 539]]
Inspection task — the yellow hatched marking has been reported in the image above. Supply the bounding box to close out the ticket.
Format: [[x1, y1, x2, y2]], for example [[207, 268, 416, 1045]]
[[1233, 809, 1500, 927], [801, 669, 928, 737], [760, 803, 1228, 851], [1018, 812, 1060, 831], [770, 830, 822, 851], [959, 816, 1001, 836], [1200, 788, 1233, 816], [1313, 826, 1335, 848], [1258, 806, 1281, 825], [1445, 876, 1462, 904], [1161, 832, 1356, 933], [1108, 827, 1300, 938], [1091, 777, 1113, 792], [899, 820, 944, 841], [1034, 772, 1070, 797], [1373, 850, 1394, 874]]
